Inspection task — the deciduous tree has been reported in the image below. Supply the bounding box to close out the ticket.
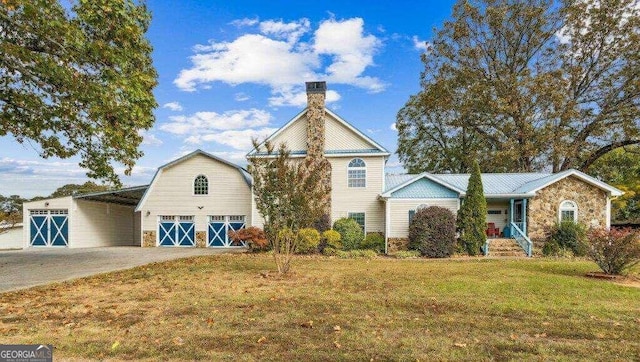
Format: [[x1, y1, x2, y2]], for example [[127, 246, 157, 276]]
[[398, 0, 640, 174], [0, 0, 158, 186]]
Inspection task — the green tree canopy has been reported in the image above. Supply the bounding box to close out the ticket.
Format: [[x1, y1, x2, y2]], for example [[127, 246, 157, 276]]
[[49, 181, 111, 198], [398, 0, 640, 174], [0, 0, 158, 186]]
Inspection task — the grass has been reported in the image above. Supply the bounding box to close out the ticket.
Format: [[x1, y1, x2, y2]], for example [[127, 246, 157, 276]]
[[1, 254, 639, 361]]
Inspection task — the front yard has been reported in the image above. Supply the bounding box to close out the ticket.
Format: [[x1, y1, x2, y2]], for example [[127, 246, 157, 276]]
[[1, 255, 639, 360]]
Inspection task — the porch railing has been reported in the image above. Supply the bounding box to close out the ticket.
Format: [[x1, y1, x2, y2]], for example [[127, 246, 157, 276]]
[[510, 222, 532, 257]]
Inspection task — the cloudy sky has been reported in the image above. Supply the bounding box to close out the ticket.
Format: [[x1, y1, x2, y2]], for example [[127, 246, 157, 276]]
[[0, 0, 455, 198]]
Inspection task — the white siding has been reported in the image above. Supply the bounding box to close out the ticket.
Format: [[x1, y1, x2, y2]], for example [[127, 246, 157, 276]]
[[388, 199, 459, 238], [134, 211, 142, 246], [22, 197, 73, 248], [0, 226, 23, 249], [325, 113, 374, 151], [330, 155, 386, 233], [486, 202, 509, 234], [270, 115, 307, 152], [140, 153, 252, 232], [72, 200, 136, 247]]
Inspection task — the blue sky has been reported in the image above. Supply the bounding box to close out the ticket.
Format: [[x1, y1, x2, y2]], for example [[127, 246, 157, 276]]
[[0, 0, 456, 198]]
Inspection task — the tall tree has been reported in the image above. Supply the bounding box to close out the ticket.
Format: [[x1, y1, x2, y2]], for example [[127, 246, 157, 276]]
[[457, 160, 487, 255], [49, 181, 111, 198], [397, 0, 640, 174], [249, 141, 331, 273], [0, 0, 158, 186]]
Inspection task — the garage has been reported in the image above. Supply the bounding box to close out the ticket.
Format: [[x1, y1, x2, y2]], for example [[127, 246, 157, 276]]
[[158, 215, 195, 247], [22, 186, 147, 248], [208, 215, 246, 247], [29, 209, 69, 247]]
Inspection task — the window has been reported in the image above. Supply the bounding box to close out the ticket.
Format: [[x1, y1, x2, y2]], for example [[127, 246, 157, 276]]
[[348, 212, 365, 232], [194, 175, 208, 195], [348, 158, 366, 188], [559, 200, 578, 222]]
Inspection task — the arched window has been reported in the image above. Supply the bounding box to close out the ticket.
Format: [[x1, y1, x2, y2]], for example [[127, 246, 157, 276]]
[[194, 175, 208, 195], [348, 158, 366, 188], [559, 200, 577, 222]]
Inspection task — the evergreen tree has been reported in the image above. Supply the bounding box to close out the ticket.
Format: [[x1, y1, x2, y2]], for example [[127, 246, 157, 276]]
[[457, 160, 487, 255]]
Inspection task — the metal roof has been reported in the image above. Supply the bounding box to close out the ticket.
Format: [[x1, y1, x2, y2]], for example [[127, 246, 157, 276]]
[[73, 185, 149, 206], [435, 173, 550, 195]]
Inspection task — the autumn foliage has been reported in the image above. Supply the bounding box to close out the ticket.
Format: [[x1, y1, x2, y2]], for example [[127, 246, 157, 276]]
[[586, 227, 640, 275], [228, 227, 269, 252]]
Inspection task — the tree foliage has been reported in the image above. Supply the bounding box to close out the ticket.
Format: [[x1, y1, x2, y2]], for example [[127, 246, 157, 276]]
[[457, 160, 487, 255], [0, 0, 158, 185], [409, 206, 457, 258], [588, 146, 640, 222], [249, 141, 331, 273], [49, 181, 110, 198], [398, 0, 640, 174]]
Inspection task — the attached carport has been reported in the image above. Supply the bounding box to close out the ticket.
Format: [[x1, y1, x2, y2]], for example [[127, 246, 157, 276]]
[[22, 186, 148, 248]]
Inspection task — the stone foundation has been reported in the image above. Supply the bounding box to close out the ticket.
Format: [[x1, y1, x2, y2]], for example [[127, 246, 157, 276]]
[[387, 237, 409, 253], [142, 231, 156, 247], [195, 231, 207, 248], [528, 176, 607, 240]]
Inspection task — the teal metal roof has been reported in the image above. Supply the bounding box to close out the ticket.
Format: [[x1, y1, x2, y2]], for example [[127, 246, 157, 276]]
[[390, 178, 459, 198], [384, 169, 623, 199]]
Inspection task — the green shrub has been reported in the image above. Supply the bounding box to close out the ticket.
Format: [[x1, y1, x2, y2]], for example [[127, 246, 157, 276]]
[[319, 229, 342, 253], [456, 160, 487, 256], [296, 228, 321, 254], [360, 233, 385, 253], [391, 250, 422, 259], [546, 221, 587, 256], [333, 218, 364, 250], [587, 227, 640, 275], [409, 206, 456, 258]]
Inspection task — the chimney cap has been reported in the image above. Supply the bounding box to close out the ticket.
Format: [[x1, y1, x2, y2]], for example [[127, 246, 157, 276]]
[[305, 81, 326, 94]]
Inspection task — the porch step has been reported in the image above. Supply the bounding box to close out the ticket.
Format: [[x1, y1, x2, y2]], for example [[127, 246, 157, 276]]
[[487, 238, 527, 257]]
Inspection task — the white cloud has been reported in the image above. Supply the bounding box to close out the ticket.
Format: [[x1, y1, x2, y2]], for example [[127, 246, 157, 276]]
[[412, 36, 430, 52], [162, 102, 183, 111], [259, 18, 310, 44], [138, 130, 163, 146], [210, 151, 251, 165], [366, 128, 380, 134], [235, 92, 250, 102], [174, 17, 386, 104], [230, 17, 259, 27], [390, 123, 397, 131], [186, 128, 278, 150], [159, 109, 276, 150], [160, 109, 272, 135]]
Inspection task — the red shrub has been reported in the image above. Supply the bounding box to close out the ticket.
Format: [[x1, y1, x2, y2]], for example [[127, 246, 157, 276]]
[[229, 227, 269, 252], [587, 227, 640, 275]]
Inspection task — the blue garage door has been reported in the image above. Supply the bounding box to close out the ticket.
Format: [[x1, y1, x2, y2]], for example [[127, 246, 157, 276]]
[[207, 215, 246, 247], [158, 215, 195, 247], [29, 209, 69, 247]]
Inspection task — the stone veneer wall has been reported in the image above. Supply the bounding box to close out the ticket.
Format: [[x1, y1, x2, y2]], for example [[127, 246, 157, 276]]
[[387, 238, 409, 253], [527, 176, 607, 242], [195, 231, 206, 248], [305, 85, 332, 216], [142, 231, 156, 247]]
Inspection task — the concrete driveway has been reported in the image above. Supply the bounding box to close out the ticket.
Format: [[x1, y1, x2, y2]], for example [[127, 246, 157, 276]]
[[0, 247, 238, 293]]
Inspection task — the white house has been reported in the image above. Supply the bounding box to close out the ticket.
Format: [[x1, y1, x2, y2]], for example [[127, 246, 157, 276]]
[[23, 82, 622, 255]]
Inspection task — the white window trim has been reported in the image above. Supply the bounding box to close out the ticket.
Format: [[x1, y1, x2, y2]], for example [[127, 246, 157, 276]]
[[348, 212, 366, 234], [193, 174, 209, 196], [347, 158, 367, 188], [558, 200, 578, 223]]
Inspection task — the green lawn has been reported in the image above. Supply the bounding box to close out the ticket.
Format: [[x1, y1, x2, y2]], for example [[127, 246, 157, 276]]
[[1, 255, 639, 361]]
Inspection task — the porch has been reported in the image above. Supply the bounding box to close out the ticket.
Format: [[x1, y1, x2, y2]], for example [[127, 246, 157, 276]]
[[484, 198, 532, 257]]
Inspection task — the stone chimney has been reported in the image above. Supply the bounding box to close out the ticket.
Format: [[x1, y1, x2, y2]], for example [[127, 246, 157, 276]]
[[305, 81, 327, 159], [304, 81, 332, 220]]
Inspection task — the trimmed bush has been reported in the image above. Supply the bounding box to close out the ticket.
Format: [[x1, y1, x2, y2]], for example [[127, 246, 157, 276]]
[[545, 221, 587, 256], [333, 218, 364, 250], [296, 228, 321, 254], [319, 229, 342, 253], [587, 227, 640, 275], [409, 206, 456, 258], [361, 233, 385, 253]]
